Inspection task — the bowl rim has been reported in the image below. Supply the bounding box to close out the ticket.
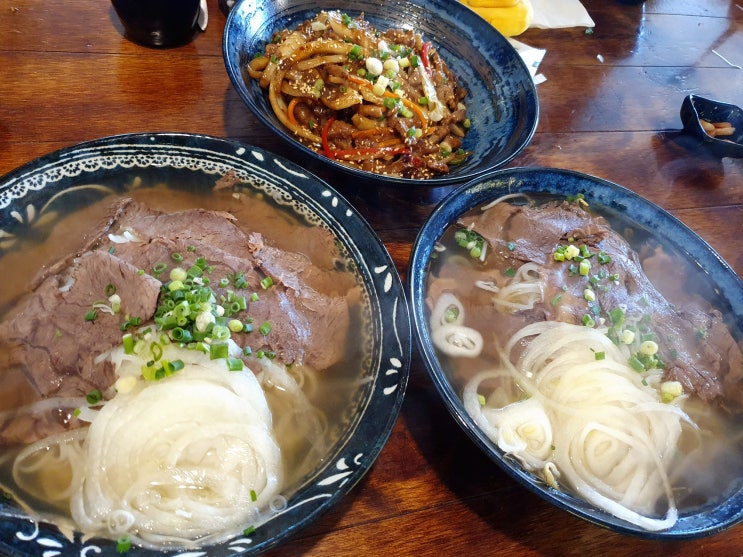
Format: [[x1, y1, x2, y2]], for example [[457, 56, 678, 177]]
[[221, 0, 539, 187], [407, 165, 743, 540], [0, 131, 412, 556]]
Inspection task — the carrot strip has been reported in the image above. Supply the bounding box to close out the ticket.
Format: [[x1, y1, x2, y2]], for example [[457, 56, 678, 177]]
[[384, 92, 429, 132]]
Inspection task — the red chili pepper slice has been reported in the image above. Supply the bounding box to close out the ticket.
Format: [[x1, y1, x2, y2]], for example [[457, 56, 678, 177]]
[[321, 116, 336, 159], [420, 42, 432, 74]]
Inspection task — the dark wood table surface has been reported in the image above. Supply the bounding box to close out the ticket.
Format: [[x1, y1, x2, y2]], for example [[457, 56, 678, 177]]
[[1, 1, 742, 555]]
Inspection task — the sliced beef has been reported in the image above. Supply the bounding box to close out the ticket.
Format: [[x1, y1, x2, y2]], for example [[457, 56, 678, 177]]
[[0, 197, 356, 445], [103, 208, 352, 370], [0, 249, 162, 399], [29, 197, 159, 290], [456, 199, 743, 411]]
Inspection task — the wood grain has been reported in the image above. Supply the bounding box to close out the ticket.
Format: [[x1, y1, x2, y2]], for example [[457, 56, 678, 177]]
[[1, 1, 742, 556]]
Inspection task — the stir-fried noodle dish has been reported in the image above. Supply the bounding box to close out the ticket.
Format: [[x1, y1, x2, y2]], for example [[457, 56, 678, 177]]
[[247, 10, 472, 178], [425, 193, 743, 531], [0, 185, 368, 551]]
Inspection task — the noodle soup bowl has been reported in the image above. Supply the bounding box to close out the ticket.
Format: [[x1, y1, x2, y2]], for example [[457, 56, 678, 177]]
[[222, 0, 538, 186], [408, 167, 743, 539], [0, 133, 411, 556]]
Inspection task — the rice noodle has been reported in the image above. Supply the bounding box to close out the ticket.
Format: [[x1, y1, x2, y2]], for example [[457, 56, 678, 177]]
[[460, 319, 691, 530], [489, 262, 544, 312], [430, 293, 483, 358], [68, 348, 283, 550]]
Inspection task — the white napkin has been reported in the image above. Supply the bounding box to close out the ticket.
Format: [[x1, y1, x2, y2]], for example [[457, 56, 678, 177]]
[[509, 38, 547, 84], [529, 0, 595, 29]]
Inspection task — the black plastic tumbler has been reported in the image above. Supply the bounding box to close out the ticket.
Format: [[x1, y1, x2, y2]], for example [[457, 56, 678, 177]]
[[111, 0, 202, 48]]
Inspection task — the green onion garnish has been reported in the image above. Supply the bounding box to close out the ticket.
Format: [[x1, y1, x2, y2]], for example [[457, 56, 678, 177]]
[[116, 535, 132, 554], [227, 357, 244, 371], [86, 389, 103, 405], [210, 342, 229, 360]]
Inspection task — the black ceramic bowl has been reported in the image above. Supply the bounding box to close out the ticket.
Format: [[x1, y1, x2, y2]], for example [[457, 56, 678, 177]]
[[680, 94, 743, 159], [408, 167, 743, 539], [222, 0, 538, 186], [0, 133, 410, 556]]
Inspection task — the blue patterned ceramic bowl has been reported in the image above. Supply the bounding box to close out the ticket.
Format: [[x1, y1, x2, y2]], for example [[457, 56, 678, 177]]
[[408, 167, 743, 539], [222, 0, 539, 186], [0, 133, 410, 556]]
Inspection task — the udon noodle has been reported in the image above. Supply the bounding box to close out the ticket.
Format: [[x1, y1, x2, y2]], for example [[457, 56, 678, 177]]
[[247, 10, 471, 178]]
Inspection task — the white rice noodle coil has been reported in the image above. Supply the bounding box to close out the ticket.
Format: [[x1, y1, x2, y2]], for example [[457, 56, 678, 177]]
[[70, 358, 283, 550], [464, 321, 689, 531]]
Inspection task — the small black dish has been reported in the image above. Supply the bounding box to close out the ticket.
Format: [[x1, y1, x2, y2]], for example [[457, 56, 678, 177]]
[[680, 94, 743, 159]]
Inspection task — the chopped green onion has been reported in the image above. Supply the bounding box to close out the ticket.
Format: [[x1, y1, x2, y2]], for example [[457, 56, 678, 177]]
[[86, 389, 103, 405], [84, 310, 98, 322], [168, 280, 185, 292], [444, 306, 459, 323], [209, 342, 228, 360], [233, 272, 248, 289], [608, 307, 625, 326], [171, 327, 193, 343], [122, 333, 135, 354], [594, 351, 606, 361], [150, 342, 163, 361], [212, 324, 231, 341], [171, 252, 183, 263], [227, 357, 244, 371], [260, 277, 274, 289], [259, 321, 272, 336], [116, 535, 132, 554], [581, 314, 595, 327], [628, 355, 645, 372], [105, 283, 117, 297], [165, 359, 185, 374], [348, 44, 363, 61]]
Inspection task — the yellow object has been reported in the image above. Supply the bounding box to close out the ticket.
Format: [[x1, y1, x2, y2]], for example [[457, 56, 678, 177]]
[[459, 0, 533, 37]]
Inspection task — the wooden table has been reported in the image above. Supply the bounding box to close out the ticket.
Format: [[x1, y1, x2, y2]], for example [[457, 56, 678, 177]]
[[1, 1, 742, 555]]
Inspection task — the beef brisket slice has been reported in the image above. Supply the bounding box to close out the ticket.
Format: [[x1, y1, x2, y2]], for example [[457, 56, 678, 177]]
[[0, 250, 161, 398]]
